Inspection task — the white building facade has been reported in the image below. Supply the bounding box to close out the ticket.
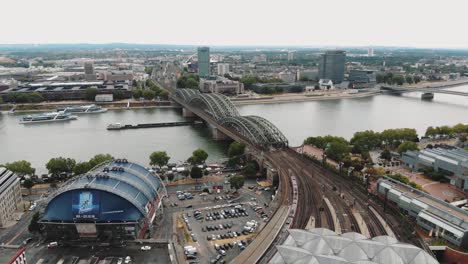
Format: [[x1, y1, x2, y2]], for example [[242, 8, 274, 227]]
[[0, 167, 22, 227]]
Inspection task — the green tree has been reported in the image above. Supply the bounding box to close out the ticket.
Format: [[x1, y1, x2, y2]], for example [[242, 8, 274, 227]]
[[3, 160, 35, 176], [325, 141, 350, 161], [143, 89, 156, 100], [28, 92, 45, 103], [85, 88, 99, 101], [167, 173, 175, 181], [229, 175, 245, 191], [73, 162, 91, 175], [405, 75, 414, 84], [244, 162, 257, 177], [28, 212, 41, 233], [159, 90, 170, 100], [380, 148, 392, 161], [190, 166, 203, 180], [239, 76, 259, 88], [113, 90, 125, 100], [145, 67, 153, 75], [392, 74, 405, 85], [190, 148, 208, 164], [23, 178, 35, 194], [46, 157, 76, 178], [350, 130, 381, 151], [177, 74, 200, 89], [376, 73, 385, 84], [413, 76, 422, 83], [132, 89, 143, 99], [50, 182, 58, 189], [88, 154, 113, 168], [397, 141, 419, 154], [150, 151, 170, 167], [228, 142, 246, 158]]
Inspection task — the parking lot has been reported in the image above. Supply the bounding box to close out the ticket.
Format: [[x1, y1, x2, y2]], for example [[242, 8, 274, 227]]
[[166, 178, 275, 264], [26, 243, 170, 264]]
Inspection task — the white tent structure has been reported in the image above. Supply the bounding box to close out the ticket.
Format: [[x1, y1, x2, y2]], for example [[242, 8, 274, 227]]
[[270, 228, 438, 264]]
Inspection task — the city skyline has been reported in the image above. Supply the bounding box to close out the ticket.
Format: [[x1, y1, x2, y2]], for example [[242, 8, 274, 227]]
[[1, 0, 468, 49]]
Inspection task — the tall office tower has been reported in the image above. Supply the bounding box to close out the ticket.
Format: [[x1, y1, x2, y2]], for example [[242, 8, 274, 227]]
[[84, 61, 95, 80], [368, 47, 374, 57], [197, 47, 210, 77], [318, 50, 346, 83]]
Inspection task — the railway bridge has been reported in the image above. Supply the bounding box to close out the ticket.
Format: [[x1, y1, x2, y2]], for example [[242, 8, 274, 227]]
[[167, 88, 404, 263], [381, 85, 468, 99]]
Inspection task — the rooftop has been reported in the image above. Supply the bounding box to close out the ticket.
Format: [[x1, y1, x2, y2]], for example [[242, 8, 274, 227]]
[[379, 177, 468, 230], [270, 228, 438, 264]]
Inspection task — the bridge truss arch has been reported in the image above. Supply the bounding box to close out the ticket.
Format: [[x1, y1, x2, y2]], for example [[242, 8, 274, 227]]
[[220, 115, 288, 149], [174, 89, 288, 149], [176, 89, 239, 120]]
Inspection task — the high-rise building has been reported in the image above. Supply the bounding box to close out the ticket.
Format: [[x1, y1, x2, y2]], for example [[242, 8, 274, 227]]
[[217, 63, 230, 76], [0, 167, 22, 228], [368, 47, 374, 57], [197, 47, 210, 77], [287, 51, 296, 61], [318, 50, 346, 83], [84, 61, 95, 80]]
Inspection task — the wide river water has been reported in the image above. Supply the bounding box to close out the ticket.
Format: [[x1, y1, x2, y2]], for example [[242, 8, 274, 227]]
[[1, 86, 467, 173]]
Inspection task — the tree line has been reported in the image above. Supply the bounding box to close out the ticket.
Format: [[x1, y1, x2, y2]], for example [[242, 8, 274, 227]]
[[132, 79, 169, 100], [376, 73, 422, 85]]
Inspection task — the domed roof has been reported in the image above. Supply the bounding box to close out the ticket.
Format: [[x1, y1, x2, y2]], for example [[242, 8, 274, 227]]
[[273, 229, 438, 264]]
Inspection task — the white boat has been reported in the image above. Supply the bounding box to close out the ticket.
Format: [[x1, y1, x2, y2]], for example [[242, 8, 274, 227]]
[[107, 123, 124, 130], [58, 104, 107, 114], [19, 112, 78, 124]]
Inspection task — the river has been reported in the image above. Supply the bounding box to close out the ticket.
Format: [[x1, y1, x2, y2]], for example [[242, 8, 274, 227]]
[[0, 86, 467, 173]]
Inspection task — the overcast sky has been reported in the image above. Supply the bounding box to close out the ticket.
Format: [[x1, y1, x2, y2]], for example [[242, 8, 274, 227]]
[[1, 0, 467, 48]]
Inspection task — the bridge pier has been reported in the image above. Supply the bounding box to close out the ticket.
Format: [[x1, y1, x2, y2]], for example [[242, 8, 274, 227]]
[[210, 126, 229, 141], [182, 108, 196, 117]]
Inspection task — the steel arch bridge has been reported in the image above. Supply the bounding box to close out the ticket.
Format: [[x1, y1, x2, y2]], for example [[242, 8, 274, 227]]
[[220, 116, 289, 149], [175, 89, 240, 120], [174, 89, 288, 149]]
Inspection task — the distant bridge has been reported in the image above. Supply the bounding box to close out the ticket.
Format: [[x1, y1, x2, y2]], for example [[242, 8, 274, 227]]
[[381, 85, 468, 97], [173, 89, 288, 149]]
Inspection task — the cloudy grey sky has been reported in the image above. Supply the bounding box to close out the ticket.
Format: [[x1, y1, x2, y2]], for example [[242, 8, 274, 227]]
[[1, 0, 467, 48]]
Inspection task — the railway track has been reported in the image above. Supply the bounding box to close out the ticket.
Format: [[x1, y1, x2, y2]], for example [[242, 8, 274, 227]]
[[283, 149, 389, 236]]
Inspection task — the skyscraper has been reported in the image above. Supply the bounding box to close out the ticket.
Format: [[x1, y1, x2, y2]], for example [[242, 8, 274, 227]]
[[84, 61, 95, 80], [318, 50, 346, 83], [197, 47, 210, 77]]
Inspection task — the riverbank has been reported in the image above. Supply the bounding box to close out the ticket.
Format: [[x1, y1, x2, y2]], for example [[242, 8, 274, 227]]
[[0, 100, 181, 113], [231, 90, 381, 105]]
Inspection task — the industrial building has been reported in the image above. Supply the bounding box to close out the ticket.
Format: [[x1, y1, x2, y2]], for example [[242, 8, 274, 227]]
[[0, 167, 22, 228], [318, 50, 346, 83], [197, 46, 210, 77], [39, 159, 167, 243], [377, 177, 468, 249], [199, 76, 244, 95], [401, 147, 468, 190], [270, 228, 438, 264], [348, 69, 377, 88], [1, 80, 131, 101]]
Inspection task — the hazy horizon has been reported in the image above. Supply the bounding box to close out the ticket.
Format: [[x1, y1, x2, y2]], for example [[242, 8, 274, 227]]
[[1, 0, 468, 49]]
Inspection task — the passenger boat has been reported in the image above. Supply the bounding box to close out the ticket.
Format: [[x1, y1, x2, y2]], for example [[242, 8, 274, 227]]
[[57, 104, 108, 114], [107, 123, 124, 130], [19, 112, 78, 124], [421, 92, 434, 100]]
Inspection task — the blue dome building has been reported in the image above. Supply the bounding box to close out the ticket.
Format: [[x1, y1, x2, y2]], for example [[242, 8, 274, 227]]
[[40, 159, 166, 242]]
